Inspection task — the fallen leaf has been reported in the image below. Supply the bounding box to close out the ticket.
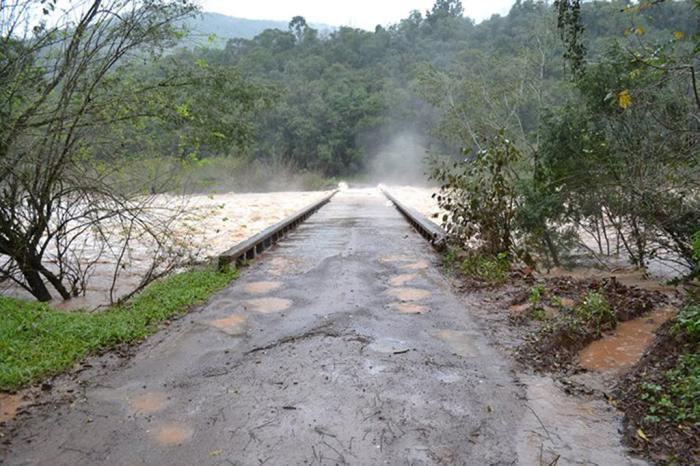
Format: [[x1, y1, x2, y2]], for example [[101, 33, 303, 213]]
[[636, 428, 649, 442], [209, 449, 222, 457]]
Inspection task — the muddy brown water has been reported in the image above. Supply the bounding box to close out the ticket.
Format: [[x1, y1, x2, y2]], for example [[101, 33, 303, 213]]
[[579, 307, 676, 373]]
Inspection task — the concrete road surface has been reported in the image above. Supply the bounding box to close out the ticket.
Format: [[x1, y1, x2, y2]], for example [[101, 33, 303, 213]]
[[2, 189, 646, 466]]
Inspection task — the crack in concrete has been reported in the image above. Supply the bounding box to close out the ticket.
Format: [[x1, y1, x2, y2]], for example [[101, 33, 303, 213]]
[[245, 323, 370, 355]]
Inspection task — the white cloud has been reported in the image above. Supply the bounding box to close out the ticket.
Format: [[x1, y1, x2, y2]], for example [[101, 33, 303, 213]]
[[198, 0, 514, 30]]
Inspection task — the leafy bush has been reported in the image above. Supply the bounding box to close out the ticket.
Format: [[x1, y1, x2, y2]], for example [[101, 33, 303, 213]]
[[430, 133, 522, 257], [642, 353, 700, 426], [575, 292, 616, 334], [676, 304, 700, 342], [528, 284, 546, 304], [458, 252, 510, 284]]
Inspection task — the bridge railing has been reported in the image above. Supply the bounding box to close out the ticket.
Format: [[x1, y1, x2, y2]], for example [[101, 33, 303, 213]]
[[218, 190, 338, 269]]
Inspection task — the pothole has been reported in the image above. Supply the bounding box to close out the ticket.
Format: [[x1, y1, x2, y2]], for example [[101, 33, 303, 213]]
[[432, 330, 473, 357], [131, 391, 168, 415], [379, 254, 411, 264], [390, 302, 427, 314], [386, 287, 431, 301], [389, 274, 417, 287], [368, 337, 411, 354], [402, 260, 429, 271], [150, 422, 193, 446], [244, 281, 282, 294], [244, 298, 292, 314], [208, 314, 247, 335]]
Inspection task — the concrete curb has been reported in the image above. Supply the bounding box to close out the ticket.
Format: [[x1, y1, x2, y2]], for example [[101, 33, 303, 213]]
[[380, 187, 447, 251], [218, 190, 338, 268]]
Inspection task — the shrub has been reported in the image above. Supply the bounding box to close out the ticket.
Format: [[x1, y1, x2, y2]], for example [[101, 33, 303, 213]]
[[458, 252, 510, 284], [575, 292, 616, 334]]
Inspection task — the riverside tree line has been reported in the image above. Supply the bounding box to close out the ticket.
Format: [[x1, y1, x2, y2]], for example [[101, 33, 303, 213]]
[[0, 0, 698, 302]]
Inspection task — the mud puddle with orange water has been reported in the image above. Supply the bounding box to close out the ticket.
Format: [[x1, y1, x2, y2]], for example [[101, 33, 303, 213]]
[[207, 314, 247, 335], [243, 281, 282, 294], [390, 302, 428, 314], [150, 422, 193, 446], [244, 297, 292, 314], [130, 391, 169, 415], [386, 287, 431, 302], [403, 260, 429, 271], [389, 274, 417, 287], [579, 307, 676, 373]]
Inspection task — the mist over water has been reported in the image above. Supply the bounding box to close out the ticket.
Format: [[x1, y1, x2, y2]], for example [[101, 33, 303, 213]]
[[366, 131, 433, 186]]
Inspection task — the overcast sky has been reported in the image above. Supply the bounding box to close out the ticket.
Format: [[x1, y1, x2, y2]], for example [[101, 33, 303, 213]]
[[199, 0, 516, 30]]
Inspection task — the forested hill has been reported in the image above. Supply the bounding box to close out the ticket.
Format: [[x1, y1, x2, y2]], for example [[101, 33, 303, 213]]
[[178, 0, 696, 178], [181, 12, 334, 45]]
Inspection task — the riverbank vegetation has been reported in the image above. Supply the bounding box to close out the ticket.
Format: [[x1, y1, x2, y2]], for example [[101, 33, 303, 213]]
[[0, 266, 237, 391]]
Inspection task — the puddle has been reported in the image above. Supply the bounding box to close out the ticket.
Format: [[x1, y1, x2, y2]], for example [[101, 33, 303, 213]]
[[379, 254, 411, 264], [386, 287, 431, 301], [207, 298, 237, 313], [267, 256, 307, 277], [432, 330, 473, 357], [244, 281, 282, 294], [517, 375, 647, 465], [150, 422, 193, 446], [390, 302, 427, 314], [244, 297, 292, 314], [0, 394, 25, 423], [131, 392, 168, 415], [368, 337, 411, 354], [208, 314, 248, 335], [403, 260, 429, 271], [579, 308, 675, 373], [389, 274, 417, 287]]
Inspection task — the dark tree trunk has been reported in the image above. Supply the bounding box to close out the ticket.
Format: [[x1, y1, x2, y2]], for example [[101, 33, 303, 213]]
[[16, 256, 52, 302], [543, 229, 561, 267]]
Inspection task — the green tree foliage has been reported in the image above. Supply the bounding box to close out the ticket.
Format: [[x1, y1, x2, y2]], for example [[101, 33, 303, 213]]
[[0, 1, 268, 301]]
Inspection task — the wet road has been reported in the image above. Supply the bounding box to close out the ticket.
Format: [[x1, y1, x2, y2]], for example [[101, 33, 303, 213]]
[[3, 189, 646, 465]]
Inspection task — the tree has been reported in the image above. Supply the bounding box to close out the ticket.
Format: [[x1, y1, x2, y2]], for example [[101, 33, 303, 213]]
[[289, 16, 308, 43], [0, 0, 266, 301]]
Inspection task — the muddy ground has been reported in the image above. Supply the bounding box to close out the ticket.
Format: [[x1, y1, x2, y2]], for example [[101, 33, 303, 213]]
[[1, 189, 652, 465]]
